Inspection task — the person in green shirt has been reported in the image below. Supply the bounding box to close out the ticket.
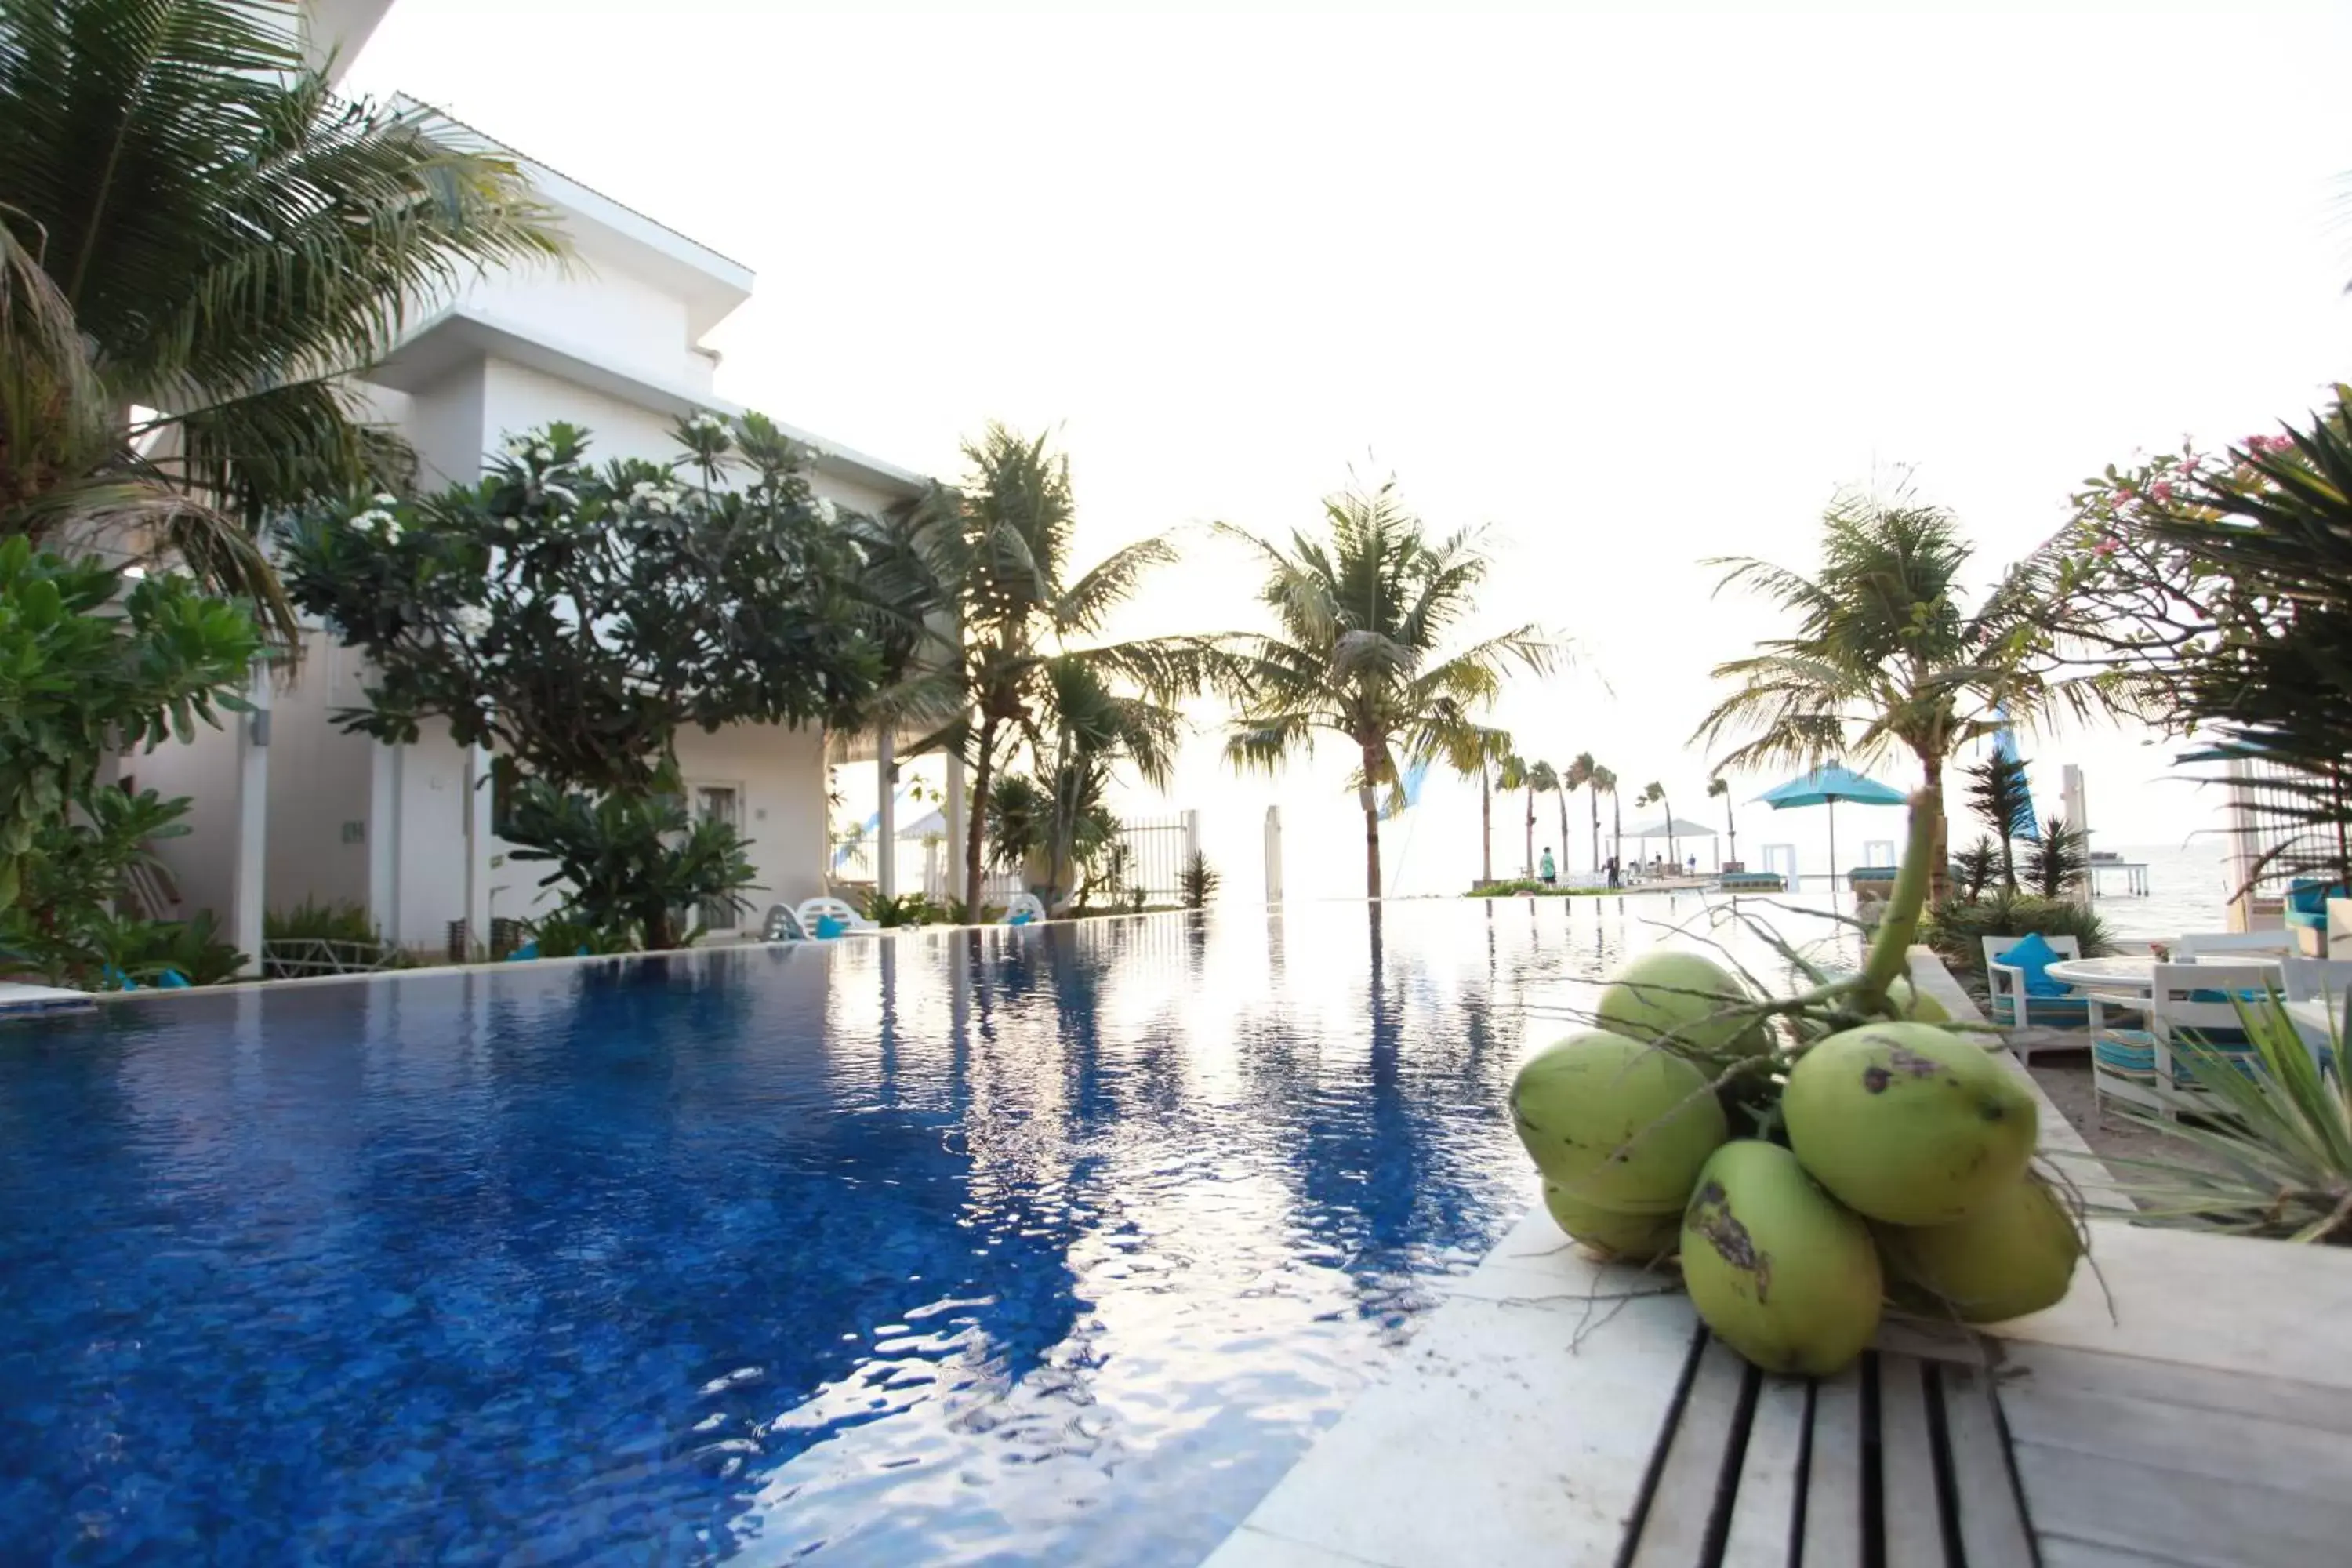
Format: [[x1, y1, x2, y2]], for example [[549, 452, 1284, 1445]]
[[1539, 848, 1557, 887]]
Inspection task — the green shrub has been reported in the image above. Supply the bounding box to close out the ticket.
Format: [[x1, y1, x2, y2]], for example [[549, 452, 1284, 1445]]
[[265, 898, 379, 944], [1179, 850, 1219, 911], [862, 891, 941, 928], [1922, 889, 2112, 981]]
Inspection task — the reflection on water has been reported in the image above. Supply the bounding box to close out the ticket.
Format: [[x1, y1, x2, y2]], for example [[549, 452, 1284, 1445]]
[[5, 894, 1747, 1565]]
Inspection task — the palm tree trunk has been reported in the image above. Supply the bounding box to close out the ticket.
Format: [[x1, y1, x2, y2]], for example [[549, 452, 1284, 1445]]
[[1612, 797, 1622, 873], [1523, 789, 1535, 878], [1724, 796, 1737, 866], [1479, 768, 1493, 887], [964, 716, 1000, 916], [1920, 749, 1951, 905], [1664, 797, 1675, 870], [1558, 796, 1571, 875], [1589, 791, 1599, 875], [1361, 743, 1384, 900]]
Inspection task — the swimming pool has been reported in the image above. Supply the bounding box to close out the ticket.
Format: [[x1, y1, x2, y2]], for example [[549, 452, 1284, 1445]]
[[0, 898, 1712, 1565]]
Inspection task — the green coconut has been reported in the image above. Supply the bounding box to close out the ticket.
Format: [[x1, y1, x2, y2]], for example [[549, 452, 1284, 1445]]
[[1541, 1180, 1682, 1261], [1596, 950, 1771, 1058], [1883, 977, 1951, 1024], [1783, 1022, 2038, 1226], [1681, 1140, 1884, 1376], [1875, 1174, 2082, 1323], [1509, 1029, 1729, 1212]]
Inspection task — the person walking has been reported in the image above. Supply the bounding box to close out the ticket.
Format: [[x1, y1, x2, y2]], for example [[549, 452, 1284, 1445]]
[[1539, 848, 1557, 887], [1605, 855, 1621, 889]]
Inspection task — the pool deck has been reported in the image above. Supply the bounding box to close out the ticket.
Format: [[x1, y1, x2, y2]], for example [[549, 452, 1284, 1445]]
[[1201, 949, 2352, 1567]]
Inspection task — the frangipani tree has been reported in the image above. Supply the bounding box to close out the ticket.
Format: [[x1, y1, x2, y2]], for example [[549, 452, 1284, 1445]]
[[1221, 481, 1551, 899], [281, 416, 892, 947]]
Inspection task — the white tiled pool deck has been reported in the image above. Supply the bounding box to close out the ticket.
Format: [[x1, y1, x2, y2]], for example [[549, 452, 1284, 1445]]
[[1202, 949, 2352, 1567]]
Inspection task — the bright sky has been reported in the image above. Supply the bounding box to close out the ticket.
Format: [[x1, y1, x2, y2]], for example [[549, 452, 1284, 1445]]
[[347, 2, 2352, 900]]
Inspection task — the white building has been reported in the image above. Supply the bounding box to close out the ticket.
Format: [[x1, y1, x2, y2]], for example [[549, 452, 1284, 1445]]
[[131, 1, 950, 967]]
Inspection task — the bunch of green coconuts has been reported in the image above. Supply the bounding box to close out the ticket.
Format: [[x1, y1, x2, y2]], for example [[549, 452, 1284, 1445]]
[[1508, 799, 2082, 1376]]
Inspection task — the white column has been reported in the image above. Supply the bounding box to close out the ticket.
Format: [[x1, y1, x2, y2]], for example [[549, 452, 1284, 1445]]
[[1183, 808, 1202, 866], [1264, 804, 1284, 906], [230, 662, 270, 977], [945, 751, 967, 909], [464, 744, 495, 957], [876, 731, 897, 900], [2062, 763, 2091, 909], [368, 741, 401, 945]]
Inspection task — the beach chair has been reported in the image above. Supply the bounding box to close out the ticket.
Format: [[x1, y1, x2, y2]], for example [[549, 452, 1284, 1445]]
[[760, 904, 808, 942], [1981, 932, 2088, 1031], [2091, 962, 2273, 1124], [795, 895, 876, 938], [1001, 892, 1048, 927]]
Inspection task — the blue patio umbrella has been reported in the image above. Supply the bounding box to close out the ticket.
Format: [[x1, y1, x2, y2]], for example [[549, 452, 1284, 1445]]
[[1754, 764, 1908, 885]]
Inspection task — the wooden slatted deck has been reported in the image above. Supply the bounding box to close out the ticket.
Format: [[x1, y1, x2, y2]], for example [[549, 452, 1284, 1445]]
[[1620, 1328, 2038, 1568]]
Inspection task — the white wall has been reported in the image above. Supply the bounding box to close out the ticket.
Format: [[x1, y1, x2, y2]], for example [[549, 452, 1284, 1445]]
[[388, 724, 474, 951], [481, 356, 681, 463], [461, 260, 697, 388], [675, 723, 831, 918], [121, 717, 241, 925], [401, 361, 488, 489], [263, 633, 374, 917]]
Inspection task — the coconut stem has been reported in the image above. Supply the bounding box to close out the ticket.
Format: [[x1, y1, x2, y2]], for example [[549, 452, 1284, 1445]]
[[1855, 788, 1939, 1012]]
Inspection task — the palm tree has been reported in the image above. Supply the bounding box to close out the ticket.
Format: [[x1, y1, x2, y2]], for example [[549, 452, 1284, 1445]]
[[1544, 760, 1575, 875], [0, 0, 565, 637], [1526, 760, 1559, 880], [1497, 753, 1530, 876], [1693, 488, 2054, 902], [898, 425, 1221, 916], [1708, 776, 1736, 868], [1440, 722, 1513, 888], [1636, 781, 1676, 870], [1566, 752, 1601, 874], [1221, 481, 1551, 899], [1592, 764, 1621, 877]]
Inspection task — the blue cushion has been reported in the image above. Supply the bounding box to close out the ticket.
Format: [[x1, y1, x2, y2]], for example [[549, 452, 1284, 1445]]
[[506, 942, 540, 962], [156, 969, 190, 989], [1998, 932, 2070, 997], [815, 915, 847, 939], [2186, 988, 2268, 1004], [1007, 912, 1034, 927]]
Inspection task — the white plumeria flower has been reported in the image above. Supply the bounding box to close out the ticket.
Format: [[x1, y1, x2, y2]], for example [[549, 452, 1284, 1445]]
[[814, 497, 838, 524], [531, 442, 554, 462], [372, 492, 398, 507]]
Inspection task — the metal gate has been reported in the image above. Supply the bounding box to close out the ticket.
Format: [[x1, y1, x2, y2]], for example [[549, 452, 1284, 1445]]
[[1108, 815, 1190, 906]]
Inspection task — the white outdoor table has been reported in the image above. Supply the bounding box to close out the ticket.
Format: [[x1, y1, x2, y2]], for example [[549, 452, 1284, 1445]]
[[2043, 953, 2284, 999]]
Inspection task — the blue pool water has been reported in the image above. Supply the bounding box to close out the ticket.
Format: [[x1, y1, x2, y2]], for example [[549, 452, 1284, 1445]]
[[0, 898, 1702, 1566]]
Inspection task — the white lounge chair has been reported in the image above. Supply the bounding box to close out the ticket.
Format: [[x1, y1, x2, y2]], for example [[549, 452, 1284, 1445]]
[[1982, 932, 2087, 1040], [760, 904, 807, 942], [1001, 893, 1047, 927], [2176, 930, 2299, 959], [2091, 961, 2275, 1123], [796, 896, 877, 938]]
